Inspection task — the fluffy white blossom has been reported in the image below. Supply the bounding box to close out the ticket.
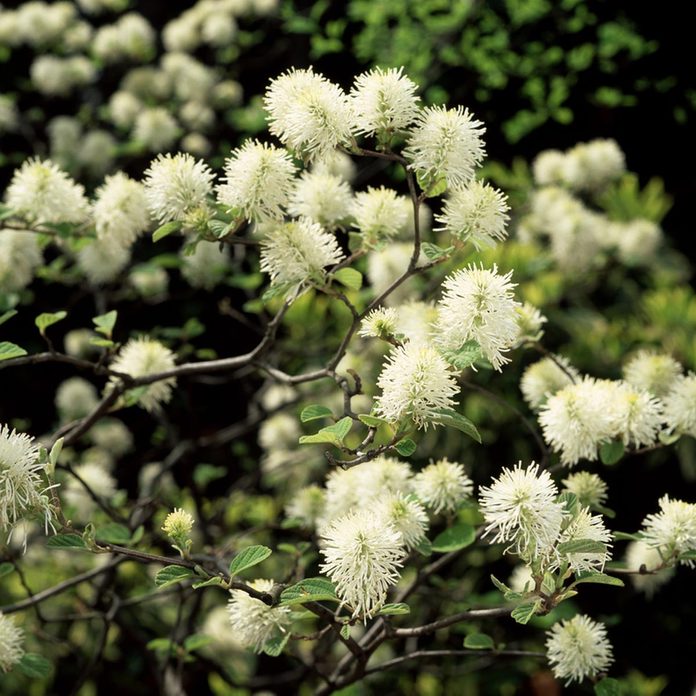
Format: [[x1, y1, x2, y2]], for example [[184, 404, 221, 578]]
[[89, 419, 133, 457], [663, 374, 696, 437], [93, 173, 150, 247], [55, 377, 99, 422], [359, 307, 399, 340], [640, 495, 696, 566], [180, 240, 230, 290], [30, 55, 96, 96], [285, 484, 325, 528], [375, 342, 459, 429], [227, 578, 292, 653], [436, 180, 509, 249], [0, 425, 54, 538], [513, 303, 547, 347], [133, 107, 180, 152], [508, 563, 534, 593], [259, 218, 343, 288], [562, 471, 608, 508], [611, 219, 663, 266], [625, 540, 675, 596], [62, 460, 117, 519], [130, 265, 169, 298], [350, 66, 420, 136], [413, 458, 473, 514], [0, 229, 42, 293], [0, 612, 24, 673], [532, 149, 566, 186], [107, 337, 177, 412], [555, 506, 612, 574], [562, 139, 626, 192], [312, 149, 357, 183], [6, 158, 88, 224], [108, 91, 142, 129], [217, 140, 297, 222], [93, 12, 155, 63], [378, 493, 428, 550], [78, 237, 131, 285], [288, 170, 353, 229], [609, 381, 664, 448], [404, 105, 486, 188], [545, 615, 614, 684], [393, 301, 438, 346], [143, 153, 214, 224], [320, 508, 405, 619], [520, 356, 579, 410], [264, 67, 355, 159], [623, 351, 682, 398], [162, 507, 194, 539], [434, 264, 520, 370], [351, 186, 408, 246], [479, 462, 564, 561]]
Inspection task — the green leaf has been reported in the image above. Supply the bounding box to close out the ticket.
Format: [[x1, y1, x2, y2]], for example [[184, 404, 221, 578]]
[[557, 491, 578, 516], [572, 572, 625, 588], [431, 523, 476, 552], [394, 438, 416, 457], [357, 413, 389, 428], [146, 638, 175, 654], [443, 341, 483, 371], [47, 534, 86, 549], [123, 385, 149, 407], [594, 678, 622, 696], [463, 632, 495, 650], [48, 437, 63, 472], [557, 538, 608, 555], [340, 624, 351, 640], [35, 311, 67, 336], [192, 576, 224, 589], [333, 267, 363, 291], [0, 562, 15, 578], [490, 574, 511, 595], [95, 523, 132, 545], [300, 404, 334, 423], [155, 565, 194, 588], [414, 537, 433, 557], [612, 531, 643, 541], [228, 545, 272, 576], [421, 242, 454, 261], [299, 416, 352, 448], [89, 338, 116, 348], [679, 549, 696, 560], [600, 440, 625, 465], [377, 603, 410, 616], [280, 577, 338, 606], [92, 310, 118, 339], [0, 309, 18, 327], [184, 634, 213, 652], [152, 220, 182, 242], [0, 341, 28, 361], [262, 632, 290, 657], [17, 653, 52, 678], [511, 600, 541, 625], [430, 408, 481, 443]]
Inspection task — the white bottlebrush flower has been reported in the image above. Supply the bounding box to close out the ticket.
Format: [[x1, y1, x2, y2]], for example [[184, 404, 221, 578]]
[[5, 158, 88, 224], [285, 484, 325, 528], [393, 301, 438, 346], [351, 186, 408, 246], [623, 351, 682, 398], [545, 615, 614, 685], [641, 495, 696, 566], [227, 578, 292, 653], [108, 90, 142, 128], [609, 381, 664, 448], [663, 373, 696, 437], [288, 170, 353, 229], [375, 342, 459, 429], [538, 377, 618, 466], [479, 461, 564, 561], [625, 540, 675, 596], [258, 412, 299, 453], [77, 237, 131, 285], [162, 507, 194, 539], [359, 307, 399, 340], [320, 508, 405, 619], [562, 139, 626, 192], [555, 506, 612, 574], [0, 229, 42, 293], [378, 493, 428, 550], [62, 461, 117, 519], [434, 264, 520, 371], [513, 302, 547, 348], [264, 67, 355, 159], [350, 66, 420, 136], [259, 218, 343, 288], [89, 419, 133, 457], [562, 471, 608, 508], [508, 563, 534, 593], [404, 105, 486, 189], [520, 356, 579, 411], [614, 219, 663, 266], [107, 337, 177, 412], [216, 140, 297, 222], [532, 149, 566, 186], [133, 107, 179, 153], [93, 173, 150, 247], [0, 612, 25, 673], [436, 180, 509, 249], [413, 458, 473, 514], [180, 240, 230, 290], [143, 153, 214, 224], [312, 149, 357, 183], [55, 377, 99, 422], [0, 425, 54, 537]]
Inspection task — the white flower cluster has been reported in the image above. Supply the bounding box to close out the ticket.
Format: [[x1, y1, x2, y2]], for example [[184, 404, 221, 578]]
[[0, 229, 43, 293], [0, 612, 25, 673], [640, 495, 696, 567]]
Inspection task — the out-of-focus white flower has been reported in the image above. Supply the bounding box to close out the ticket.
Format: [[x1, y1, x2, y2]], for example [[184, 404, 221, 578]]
[[130, 265, 169, 299], [64, 329, 96, 358], [359, 307, 399, 340], [6, 158, 88, 224], [180, 240, 230, 290], [143, 153, 214, 224], [404, 105, 486, 188], [133, 108, 179, 153], [508, 563, 534, 593], [264, 67, 355, 160], [555, 506, 612, 574], [0, 229, 42, 293], [55, 377, 99, 422], [0, 612, 24, 673], [0, 95, 18, 133], [366, 242, 418, 306], [623, 351, 682, 398], [108, 91, 142, 129], [561, 471, 608, 509], [641, 495, 696, 566], [179, 100, 215, 132], [93, 12, 155, 63], [663, 373, 696, 437], [611, 219, 663, 266], [479, 461, 564, 561], [227, 578, 291, 653], [378, 492, 428, 550], [413, 458, 473, 514], [520, 356, 579, 411], [562, 139, 626, 192], [181, 133, 212, 157], [107, 337, 177, 412], [435, 264, 520, 371], [320, 508, 405, 619], [350, 66, 420, 137], [625, 540, 675, 596], [89, 419, 133, 457], [217, 140, 297, 222], [77, 237, 131, 285], [513, 302, 547, 347], [62, 460, 117, 520], [375, 342, 459, 429], [351, 186, 408, 246], [532, 149, 566, 186], [312, 149, 357, 183], [436, 180, 509, 249], [259, 218, 343, 288], [285, 484, 325, 528], [201, 12, 236, 46], [545, 614, 614, 684], [393, 301, 438, 346], [93, 173, 150, 247], [30, 55, 96, 96]]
